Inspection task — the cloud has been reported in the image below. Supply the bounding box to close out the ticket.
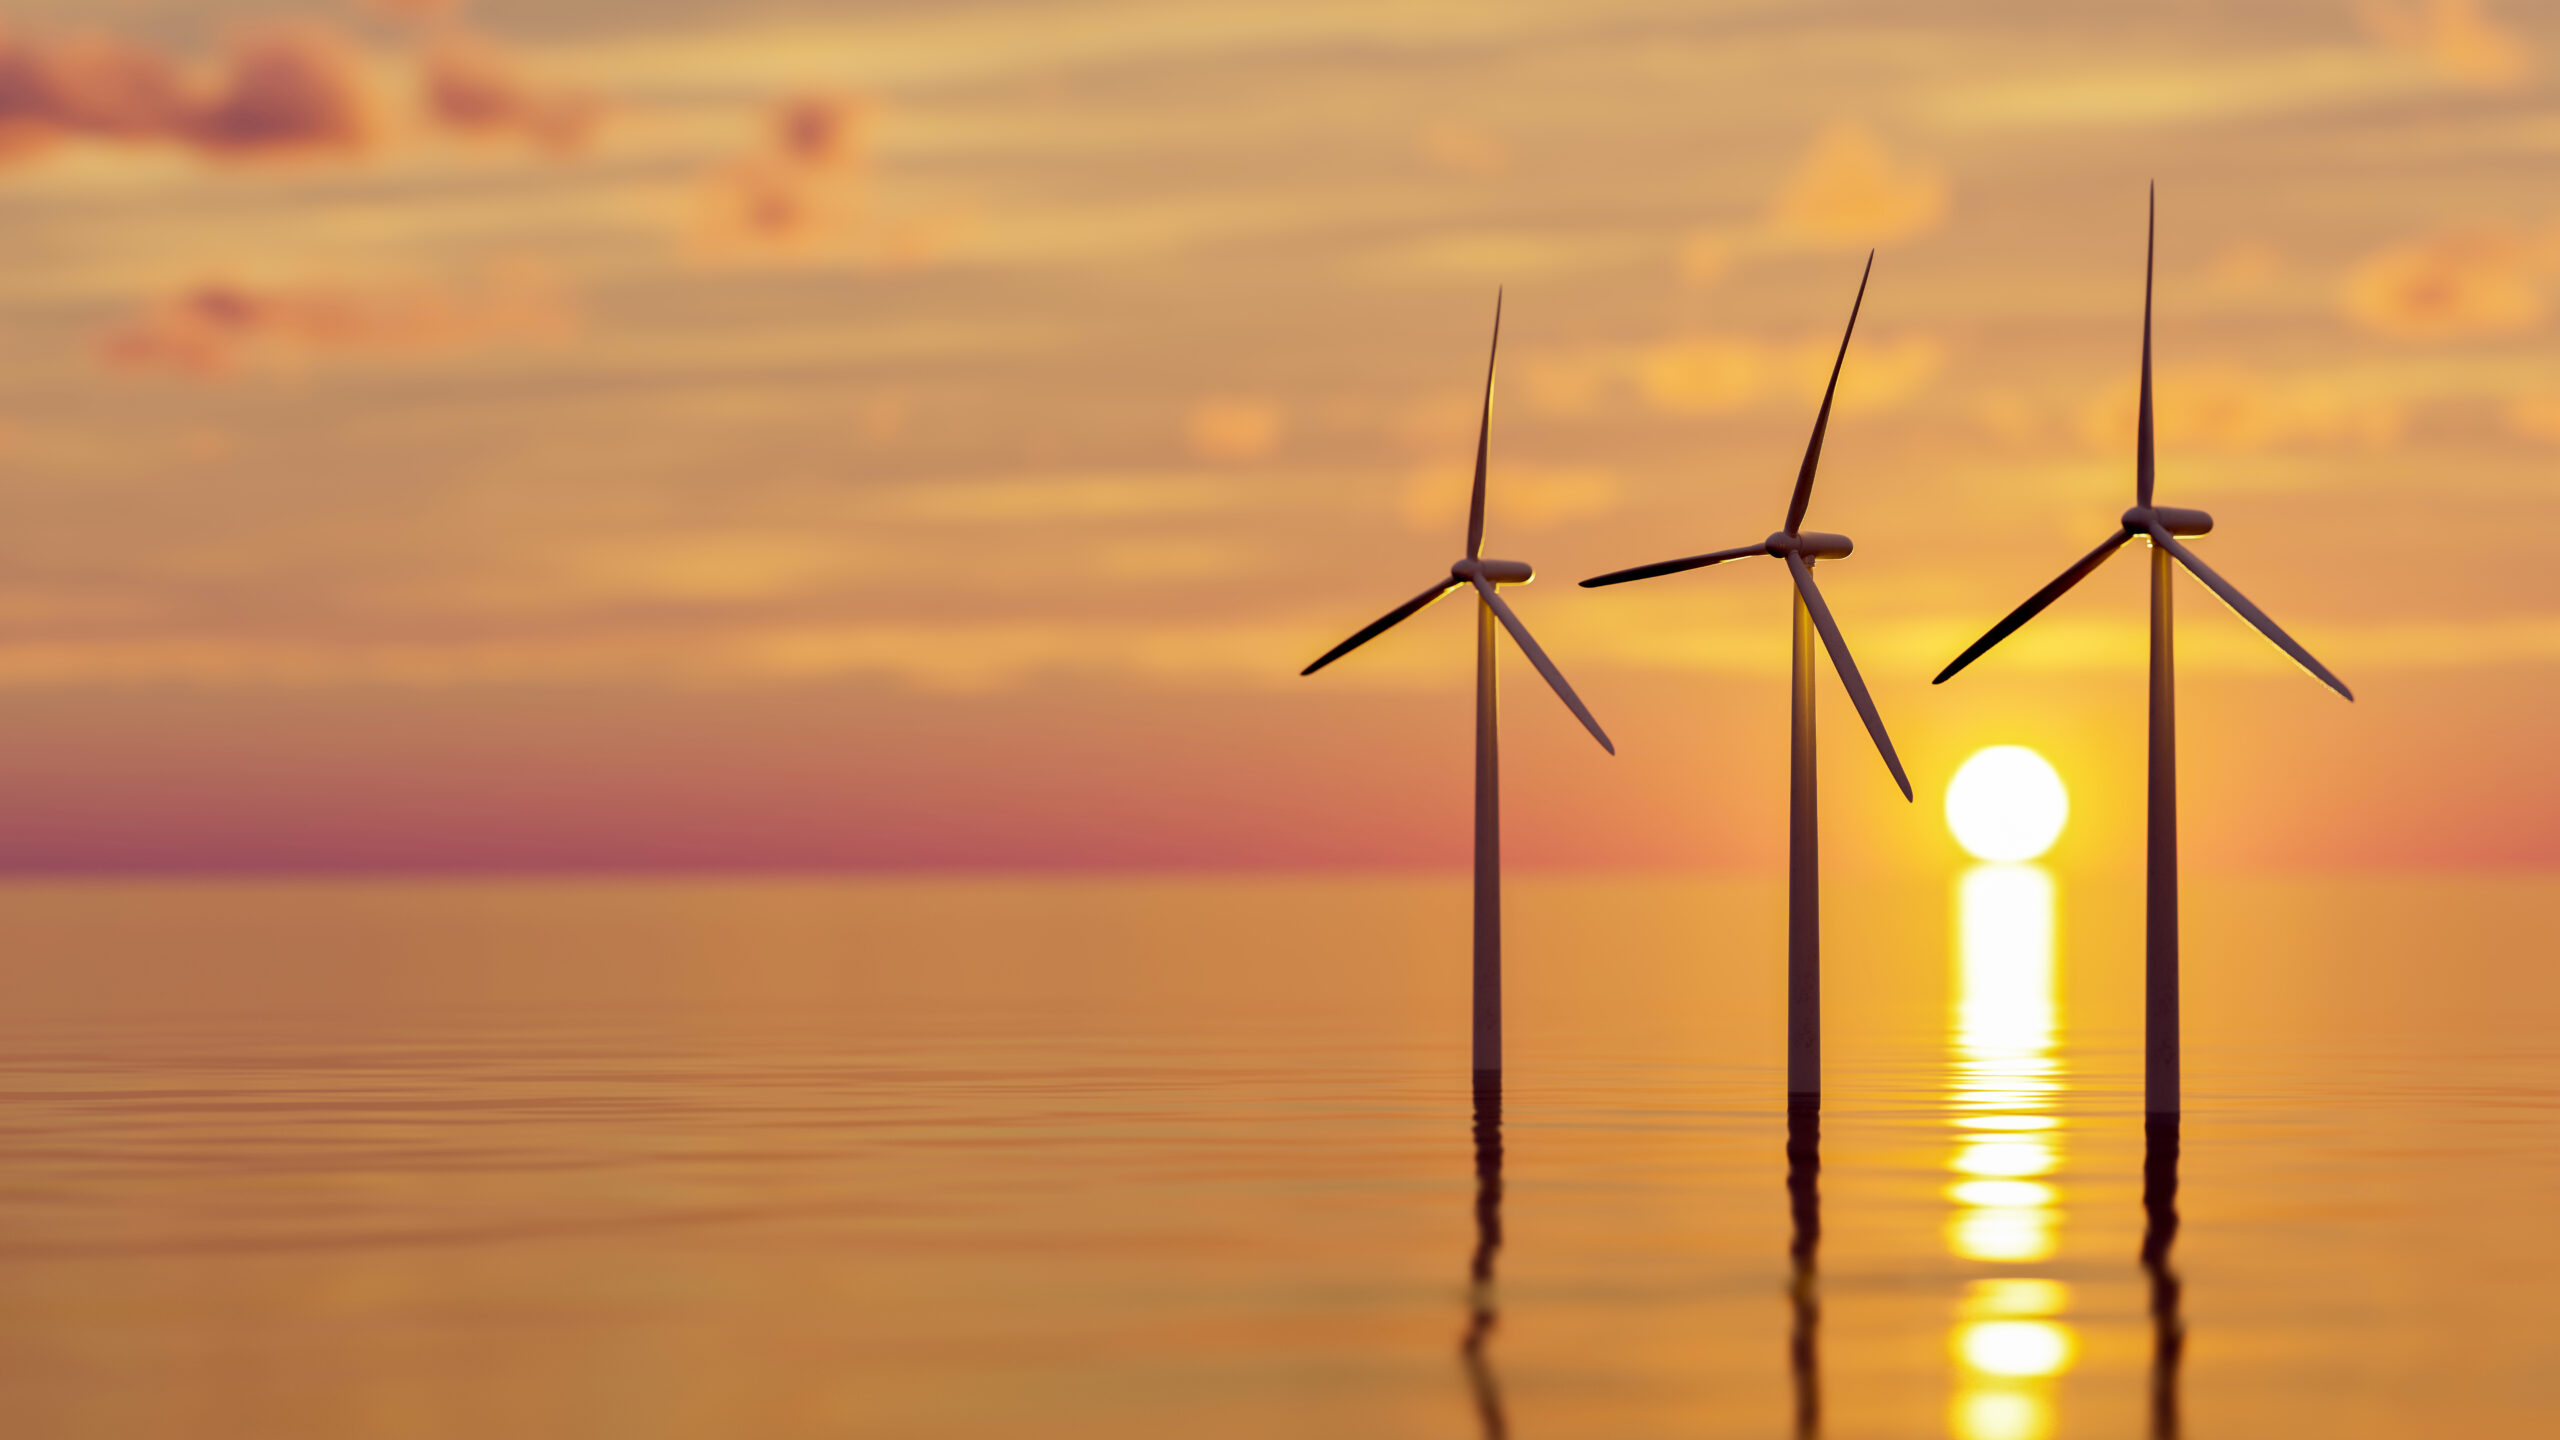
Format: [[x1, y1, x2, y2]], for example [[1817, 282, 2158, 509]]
[[706, 161, 838, 249], [1185, 397, 1283, 462], [419, 36, 600, 154], [2077, 365, 2402, 453], [1493, 329, 1942, 422], [2359, 0, 2533, 89], [1767, 120, 1949, 247], [1633, 331, 1943, 416], [0, 31, 189, 161], [699, 94, 871, 253], [1676, 120, 1946, 288], [101, 273, 572, 377], [772, 94, 862, 168], [0, 20, 594, 168], [692, 94, 955, 268], [1637, 335, 1775, 414], [2343, 226, 2552, 339], [194, 27, 372, 158], [0, 24, 372, 166]]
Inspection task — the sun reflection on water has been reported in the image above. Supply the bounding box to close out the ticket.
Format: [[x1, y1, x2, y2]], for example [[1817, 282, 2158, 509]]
[[1949, 858, 2075, 1438]]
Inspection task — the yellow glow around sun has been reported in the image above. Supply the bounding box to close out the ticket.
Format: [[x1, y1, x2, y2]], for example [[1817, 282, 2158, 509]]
[[1946, 746, 2069, 861]]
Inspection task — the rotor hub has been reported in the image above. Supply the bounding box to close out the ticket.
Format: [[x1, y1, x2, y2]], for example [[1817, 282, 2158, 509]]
[[1453, 557, 1534, 585], [2123, 505, 2213, 537], [1766, 531, 1855, 560]]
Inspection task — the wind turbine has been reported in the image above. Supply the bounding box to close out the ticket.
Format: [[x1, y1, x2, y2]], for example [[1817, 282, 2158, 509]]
[[1579, 253, 1913, 1104], [1301, 292, 1615, 1077], [1931, 189, 2353, 1117]]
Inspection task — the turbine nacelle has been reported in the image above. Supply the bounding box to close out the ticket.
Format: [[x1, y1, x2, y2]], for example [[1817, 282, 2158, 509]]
[[1303, 293, 1612, 754], [1575, 251, 1911, 803], [2123, 505, 2213, 538], [1453, 558, 1534, 585], [1766, 531, 1854, 561]]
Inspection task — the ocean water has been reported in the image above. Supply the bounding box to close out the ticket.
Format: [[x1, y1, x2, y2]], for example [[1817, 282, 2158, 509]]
[[0, 873, 2552, 1438]]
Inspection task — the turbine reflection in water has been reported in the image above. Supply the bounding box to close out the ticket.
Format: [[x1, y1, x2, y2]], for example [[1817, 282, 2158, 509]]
[[1787, 1098, 1822, 1439], [1463, 1074, 1509, 1440], [1948, 860, 2076, 1439], [2143, 1116, 2186, 1439]]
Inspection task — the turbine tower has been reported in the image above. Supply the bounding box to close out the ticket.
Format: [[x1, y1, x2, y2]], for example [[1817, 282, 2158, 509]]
[[1932, 189, 2353, 1117], [1580, 254, 1912, 1104], [1302, 293, 1615, 1077]]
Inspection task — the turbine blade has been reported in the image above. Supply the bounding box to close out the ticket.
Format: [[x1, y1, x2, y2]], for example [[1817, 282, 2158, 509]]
[[1786, 552, 1911, 801], [2151, 526, 2354, 701], [1579, 543, 1767, 588], [1301, 579, 1460, 676], [1933, 530, 2132, 684], [2138, 185, 2155, 508], [1466, 290, 1502, 560], [1471, 577, 1615, 754], [1785, 250, 1873, 536]]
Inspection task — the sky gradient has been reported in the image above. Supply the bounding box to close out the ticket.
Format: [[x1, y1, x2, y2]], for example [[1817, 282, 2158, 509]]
[[0, 0, 2555, 872]]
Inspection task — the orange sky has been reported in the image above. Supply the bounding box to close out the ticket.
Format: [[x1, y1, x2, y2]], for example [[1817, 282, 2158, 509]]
[[0, 0, 2553, 871]]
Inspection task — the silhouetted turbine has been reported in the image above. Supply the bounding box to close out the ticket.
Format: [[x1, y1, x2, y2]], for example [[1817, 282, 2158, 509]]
[[1933, 189, 2352, 1117], [1302, 293, 1614, 1075], [1579, 254, 1910, 1102]]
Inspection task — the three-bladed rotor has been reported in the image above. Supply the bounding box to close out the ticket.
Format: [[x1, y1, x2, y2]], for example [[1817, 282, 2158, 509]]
[[1301, 292, 1615, 754], [1933, 190, 2353, 702], [1578, 253, 1912, 801]]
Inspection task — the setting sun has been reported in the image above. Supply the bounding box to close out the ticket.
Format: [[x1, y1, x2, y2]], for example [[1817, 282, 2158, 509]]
[[1946, 747, 2071, 862]]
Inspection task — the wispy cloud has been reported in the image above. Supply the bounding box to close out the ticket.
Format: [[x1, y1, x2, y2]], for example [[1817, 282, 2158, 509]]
[[2344, 225, 2557, 339], [2078, 365, 2404, 453], [100, 272, 573, 377], [1768, 121, 1949, 248], [1495, 320, 1935, 425], [0, 618, 1324, 695], [13, 601, 2544, 699], [1561, 606, 2560, 681], [1639, 332, 1942, 416], [2358, 0, 2534, 90], [1185, 397, 1284, 463], [1414, 119, 1506, 178], [1681, 120, 1947, 287], [1922, 49, 2414, 130], [1508, 329, 1943, 421]]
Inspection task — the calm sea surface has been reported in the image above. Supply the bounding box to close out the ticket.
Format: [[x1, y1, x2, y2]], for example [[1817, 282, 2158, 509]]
[[0, 873, 2552, 1438]]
